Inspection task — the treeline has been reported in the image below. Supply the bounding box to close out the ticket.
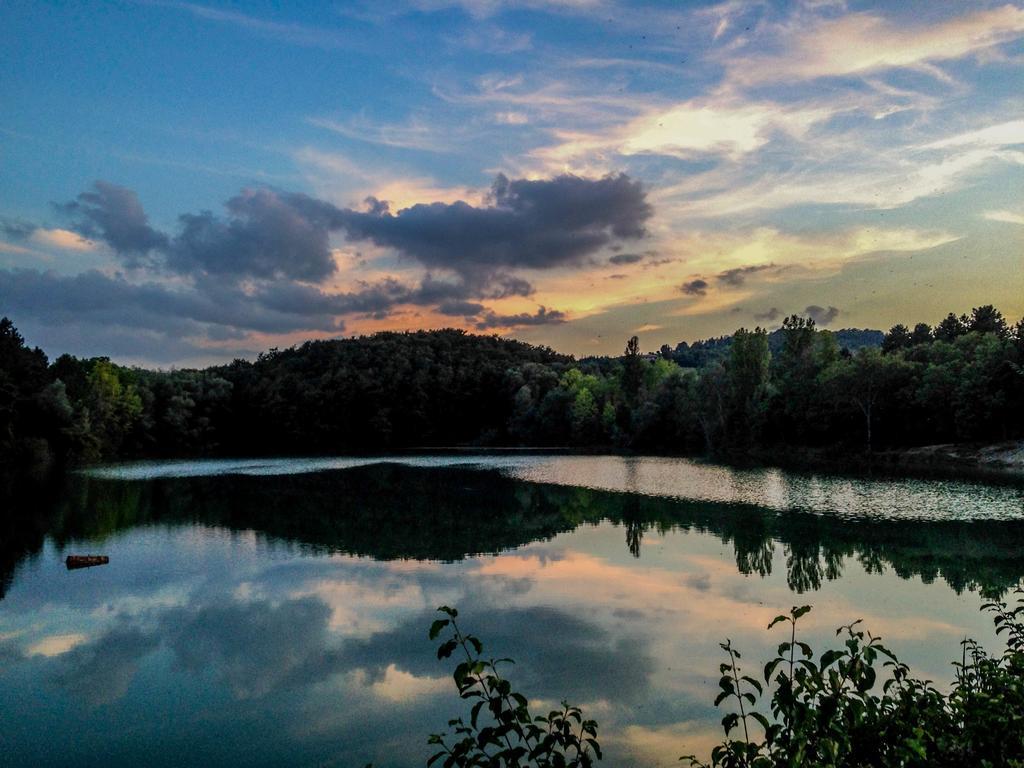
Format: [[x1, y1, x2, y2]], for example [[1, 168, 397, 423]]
[[1, 305, 1022, 467]]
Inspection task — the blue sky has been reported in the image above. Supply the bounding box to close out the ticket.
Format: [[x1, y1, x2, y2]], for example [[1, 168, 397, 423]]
[[1, 0, 1022, 365]]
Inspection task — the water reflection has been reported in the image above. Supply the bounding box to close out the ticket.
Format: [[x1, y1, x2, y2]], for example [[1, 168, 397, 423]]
[[0, 461, 1022, 767], [5, 464, 1024, 600]]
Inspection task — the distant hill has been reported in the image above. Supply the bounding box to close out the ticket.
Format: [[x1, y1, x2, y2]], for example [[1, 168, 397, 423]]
[[830, 328, 885, 351], [668, 327, 883, 367]]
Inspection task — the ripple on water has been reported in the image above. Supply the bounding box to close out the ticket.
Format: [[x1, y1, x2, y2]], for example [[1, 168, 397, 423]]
[[81, 454, 1024, 522]]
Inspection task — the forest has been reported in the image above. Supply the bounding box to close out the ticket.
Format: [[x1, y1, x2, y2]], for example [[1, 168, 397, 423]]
[[1, 305, 1022, 468]]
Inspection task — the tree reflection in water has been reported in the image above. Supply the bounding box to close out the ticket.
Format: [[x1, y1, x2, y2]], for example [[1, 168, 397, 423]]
[[3, 463, 1024, 600]]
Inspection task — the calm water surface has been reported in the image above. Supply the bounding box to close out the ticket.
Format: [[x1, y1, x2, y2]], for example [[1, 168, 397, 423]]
[[2, 456, 1024, 767]]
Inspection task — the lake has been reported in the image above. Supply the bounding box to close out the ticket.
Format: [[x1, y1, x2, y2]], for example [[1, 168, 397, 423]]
[[2, 455, 1024, 767]]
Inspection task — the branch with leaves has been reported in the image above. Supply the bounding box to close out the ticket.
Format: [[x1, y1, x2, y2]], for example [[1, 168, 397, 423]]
[[428, 606, 601, 768]]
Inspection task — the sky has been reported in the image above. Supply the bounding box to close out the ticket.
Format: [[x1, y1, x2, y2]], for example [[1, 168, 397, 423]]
[[0, 0, 1022, 367]]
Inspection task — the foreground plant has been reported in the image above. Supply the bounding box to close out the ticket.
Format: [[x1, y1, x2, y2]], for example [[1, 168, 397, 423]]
[[430, 590, 1024, 767], [685, 589, 1024, 767], [428, 606, 601, 767]]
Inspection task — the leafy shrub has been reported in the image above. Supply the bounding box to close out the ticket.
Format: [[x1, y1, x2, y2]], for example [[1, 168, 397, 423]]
[[688, 591, 1024, 767], [431, 591, 1024, 767], [428, 606, 601, 767]]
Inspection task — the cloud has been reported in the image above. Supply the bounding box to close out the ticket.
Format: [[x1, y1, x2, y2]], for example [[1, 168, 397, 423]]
[[438, 300, 486, 316], [1, 218, 36, 241], [30, 228, 97, 251], [252, 279, 408, 318], [53, 624, 159, 706], [923, 120, 1024, 150], [494, 111, 529, 125], [805, 305, 840, 326], [169, 188, 340, 282], [7, 172, 641, 356], [0, 268, 347, 342], [162, 596, 334, 699], [309, 115, 450, 152], [620, 101, 833, 159], [57, 181, 168, 264], [982, 209, 1024, 225], [609, 252, 644, 265], [54, 174, 649, 295], [723, 5, 1024, 85], [526, 98, 835, 174], [155, 1, 355, 49], [754, 307, 780, 322], [338, 603, 654, 705], [334, 173, 652, 288], [475, 306, 567, 330], [716, 263, 776, 287], [680, 279, 709, 296], [407, 0, 604, 21]]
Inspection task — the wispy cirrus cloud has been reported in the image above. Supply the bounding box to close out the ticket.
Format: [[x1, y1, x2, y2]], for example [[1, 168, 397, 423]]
[[145, 1, 356, 48], [308, 115, 453, 153], [719, 4, 1024, 85], [983, 209, 1024, 225]]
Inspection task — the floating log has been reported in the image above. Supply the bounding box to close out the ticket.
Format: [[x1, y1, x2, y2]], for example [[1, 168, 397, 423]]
[[65, 555, 109, 570]]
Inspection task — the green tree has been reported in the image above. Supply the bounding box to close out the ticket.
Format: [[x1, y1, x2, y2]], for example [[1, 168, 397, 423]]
[[934, 312, 967, 342], [969, 304, 1009, 338], [570, 387, 599, 445], [820, 348, 912, 452], [621, 335, 644, 406], [909, 322, 932, 345], [85, 359, 143, 458], [724, 327, 772, 450], [881, 324, 911, 353], [0, 317, 49, 462]]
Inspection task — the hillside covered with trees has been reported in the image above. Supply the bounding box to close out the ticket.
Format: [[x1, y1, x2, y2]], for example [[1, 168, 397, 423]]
[[1, 306, 1022, 468]]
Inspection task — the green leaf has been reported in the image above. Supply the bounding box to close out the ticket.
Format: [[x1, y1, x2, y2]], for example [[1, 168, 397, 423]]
[[437, 639, 458, 660], [429, 619, 450, 640]]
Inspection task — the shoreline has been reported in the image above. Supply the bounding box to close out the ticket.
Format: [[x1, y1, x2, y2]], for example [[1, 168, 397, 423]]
[[6, 440, 1024, 492]]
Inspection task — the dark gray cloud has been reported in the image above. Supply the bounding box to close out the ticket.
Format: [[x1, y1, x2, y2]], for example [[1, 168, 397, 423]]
[[162, 596, 333, 699], [717, 263, 776, 287], [48, 590, 652, 711], [475, 306, 567, 330], [254, 278, 411, 318], [58, 184, 342, 281], [57, 181, 168, 265], [805, 305, 840, 326], [483, 274, 534, 299], [0, 267, 568, 360], [53, 624, 159, 706], [333, 173, 652, 287], [680, 278, 709, 296], [341, 603, 654, 704], [169, 189, 340, 282], [0, 218, 36, 241], [754, 307, 781, 322], [609, 252, 644, 265], [54, 175, 650, 288], [7, 175, 636, 360], [0, 272, 346, 342]]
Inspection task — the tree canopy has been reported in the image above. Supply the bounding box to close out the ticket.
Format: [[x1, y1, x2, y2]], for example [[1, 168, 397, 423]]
[[0, 305, 1021, 468]]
